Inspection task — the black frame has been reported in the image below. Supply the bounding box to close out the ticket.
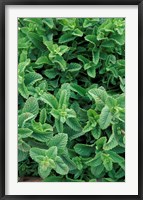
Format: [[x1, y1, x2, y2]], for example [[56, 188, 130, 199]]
[[0, 0, 143, 199]]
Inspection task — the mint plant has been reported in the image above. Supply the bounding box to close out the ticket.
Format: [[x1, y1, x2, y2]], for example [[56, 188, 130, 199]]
[[18, 18, 125, 182]]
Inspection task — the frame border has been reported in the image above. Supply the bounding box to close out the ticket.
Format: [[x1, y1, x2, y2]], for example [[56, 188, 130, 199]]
[[0, 0, 143, 199]]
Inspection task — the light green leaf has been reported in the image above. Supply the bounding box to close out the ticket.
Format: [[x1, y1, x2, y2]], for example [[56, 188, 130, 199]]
[[55, 156, 69, 175], [59, 33, 75, 43], [18, 140, 31, 152], [88, 88, 107, 110], [53, 55, 66, 71], [47, 133, 68, 154], [22, 97, 39, 116], [30, 132, 53, 143], [18, 112, 35, 128], [101, 153, 113, 171], [87, 66, 96, 78], [83, 121, 93, 133], [74, 144, 94, 157], [96, 137, 107, 149], [91, 125, 101, 139], [55, 119, 63, 133], [30, 146, 58, 161], [43, 18, 54, 29], [86, 152, 102, 167], [58, 89, 70, 109], [40, 92, 58, 109], [18, 82, 29, 99], [103, 133, 118, 150], [111, 33, 125, 45], [70, 83, 86, 96], [18, 59, 30, 74], [85, 35, 97, 44], [39, 108, 47, 124], [35, 56, 49, 65], [99, 106, 112, 130], [18, 128, 33, 139], [66, 118, 82, 132], [38, 165, 51, 179], [72, 28, 83, 37]]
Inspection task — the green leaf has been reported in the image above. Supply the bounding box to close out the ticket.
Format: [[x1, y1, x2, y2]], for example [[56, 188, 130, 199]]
[[55, 156, 69, 175], [18, 128, 33, 139], [61, 155, 76, 171], [59, 45, 69, 55], [59, 33, 75, 43], [19, 50, 27, 62], [18, 150, 28, 162], [53, 55, 66, 71], [40, 92, 58, 109], [99, 106, 112, 130], [18, 112, 35, 127], [18, 59, 30, 74], [74, 144, 94, 157], [25, 72, 42, 86], [103, 133, 118, 150], [115, 168, 125, 179], [22, 97, 39, 116], [66, 108, 76, 118], [70, 83, 86, 97], [106, 96, 117, 109], [47, 133, 68, 154], [91, 125, 101, 139], [68, 63, 82, 72], [92, 49, 100, 65], [38, 165, 51, 179], [18, 140, 31, 152], [101, 154, 113, 171], [72, 28, 83, 37], [43, 68, 58, 79], [96, 137, 107, 149], [87, 66, 96, 78], [39, 108, 47, 124], [101, 40, 115, 48], [91, 164, 104, 177], [77, 55, 90, 64], [111, 33, 125, 45], [43, 41, 54, 52], [30, 146, 58, 161], [18, 82, 29, 99], [35, 56, 49, 65], [107, 151, 125, 164], [66, 118, 82, 132], [88, 88, 107, 110], [86, 152, 102, 167], [58, 89, 70, 109], [32, 120, 53, 134], [83, 121, 93, 133], [85, 35, 97, 44], [43, 18, 54, 29], [55, 119, 63, 132], [27, 32, 46, 51], [30, 132, 53, 143]]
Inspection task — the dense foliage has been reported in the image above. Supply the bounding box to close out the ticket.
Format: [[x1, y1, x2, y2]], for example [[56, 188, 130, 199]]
[[18, 18, 125, 182]]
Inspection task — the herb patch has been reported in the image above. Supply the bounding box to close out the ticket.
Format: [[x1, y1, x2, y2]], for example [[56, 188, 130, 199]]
[[18, 18, 125, 182]]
